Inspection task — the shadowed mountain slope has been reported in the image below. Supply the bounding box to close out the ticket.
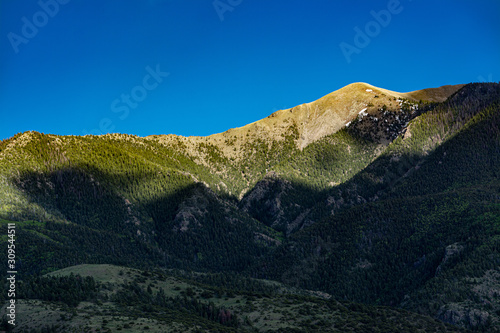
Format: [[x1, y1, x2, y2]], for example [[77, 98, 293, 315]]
[[0, 82, 497, 332]]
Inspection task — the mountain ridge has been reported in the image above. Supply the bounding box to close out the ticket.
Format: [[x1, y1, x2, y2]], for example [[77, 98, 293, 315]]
[[1, 82, 463, 156], [145, 82, 464, 153], [0, 82, 498, 332]]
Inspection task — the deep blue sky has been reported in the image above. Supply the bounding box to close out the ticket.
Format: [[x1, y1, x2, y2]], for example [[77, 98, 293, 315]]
[[1, 0, 499, 140]]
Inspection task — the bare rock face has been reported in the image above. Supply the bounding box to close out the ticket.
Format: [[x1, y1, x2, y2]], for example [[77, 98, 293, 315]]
[[434, 269, 500, 330], [438, 306, 491, 329], [239, 172, 292, 230], [172, 186, 210, 232], [239, 172, 320, 235], [435, 243, 465, 276]]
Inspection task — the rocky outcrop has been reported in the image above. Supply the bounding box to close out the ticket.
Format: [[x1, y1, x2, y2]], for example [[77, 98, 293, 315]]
[[239, 172, 292, 230]]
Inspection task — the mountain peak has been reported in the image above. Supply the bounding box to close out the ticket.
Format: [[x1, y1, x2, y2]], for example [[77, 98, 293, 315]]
[[149, 82, 465, 154], [248, 82, 463, 149], [335, 82, 465, 103]]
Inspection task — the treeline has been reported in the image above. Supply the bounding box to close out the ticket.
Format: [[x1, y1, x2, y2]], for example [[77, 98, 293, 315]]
[[172, 270, 288, 297], [113, 282, 239, 329], [17, 273, 99, 307]]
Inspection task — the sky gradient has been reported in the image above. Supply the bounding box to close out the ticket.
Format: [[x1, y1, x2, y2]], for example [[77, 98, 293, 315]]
[[1, 0, 499, 140]]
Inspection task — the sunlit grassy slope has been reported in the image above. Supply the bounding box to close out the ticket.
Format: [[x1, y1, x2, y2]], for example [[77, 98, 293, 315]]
[[0, 82, 497, 332]]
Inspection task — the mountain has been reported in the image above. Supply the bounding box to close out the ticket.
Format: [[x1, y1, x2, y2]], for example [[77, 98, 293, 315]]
[[0, 82, 498, 332], [256, 82, 500, 329]]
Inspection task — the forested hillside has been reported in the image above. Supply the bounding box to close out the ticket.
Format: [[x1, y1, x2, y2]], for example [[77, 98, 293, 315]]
[[0, 82, 498, 332], [257, 83, 500, 331]]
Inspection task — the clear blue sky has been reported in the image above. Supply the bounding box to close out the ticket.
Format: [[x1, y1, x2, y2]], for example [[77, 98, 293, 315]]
[[1, 0, 499, 140]]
